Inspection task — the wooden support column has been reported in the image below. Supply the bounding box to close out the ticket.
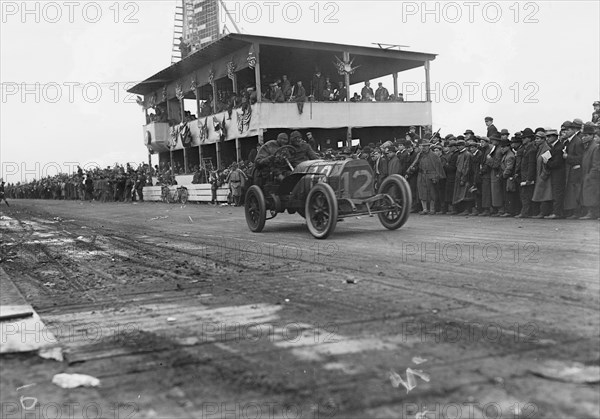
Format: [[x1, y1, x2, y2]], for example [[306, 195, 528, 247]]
[[424, 60, 431, 102], [216, 142, 221, 170], [393, 72, 398, 98], [195, 87, 201, 117], [346, 127, 352, 148], [343, 51, 351, 101], [253, 43, 262, 102], [258, 128, 264, 146], [235, 137, 241, 162], [211, 82, 218, 114]]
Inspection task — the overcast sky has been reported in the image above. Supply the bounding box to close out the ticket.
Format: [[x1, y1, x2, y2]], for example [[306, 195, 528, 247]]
[[1, 0, 599, 183]]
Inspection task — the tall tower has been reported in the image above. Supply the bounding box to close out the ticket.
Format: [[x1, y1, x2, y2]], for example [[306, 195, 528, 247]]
[[171, 0, 220, 64]]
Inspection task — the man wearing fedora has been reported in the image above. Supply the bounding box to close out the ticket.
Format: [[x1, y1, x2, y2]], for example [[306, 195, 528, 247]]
[[515, 129, 537, 218], [531, 130, 553, 218], [580, 123, 600, 219], [444, 139, 459, 214], [561, 120, 585, 219], [468, 139, 483, 215], [544, 129, 566, 219], [505, 133, 523, 217]]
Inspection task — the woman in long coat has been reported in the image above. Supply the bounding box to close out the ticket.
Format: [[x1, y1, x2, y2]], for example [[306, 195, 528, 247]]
[[532, 132, 553, 217]]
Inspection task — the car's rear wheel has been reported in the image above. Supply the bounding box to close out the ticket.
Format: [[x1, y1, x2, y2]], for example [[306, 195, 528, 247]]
[[305, 183, 338, 239], [377, 175, 411, 230], [245, 185, 266, 232]]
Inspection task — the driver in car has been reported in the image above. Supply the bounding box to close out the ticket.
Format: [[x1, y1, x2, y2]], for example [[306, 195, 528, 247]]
[[255, 132, 291, 182], [289, 131, 319, 166]]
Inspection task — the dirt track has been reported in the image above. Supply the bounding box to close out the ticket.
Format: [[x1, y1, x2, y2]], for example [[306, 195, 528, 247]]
[[1, 200, 599, 419]]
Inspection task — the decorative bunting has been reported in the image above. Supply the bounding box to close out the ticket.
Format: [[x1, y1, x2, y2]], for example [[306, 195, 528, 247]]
[[333, 55, 360, 76], [162, 85, 168, 102], [227, 60, 236, 80], [149, 93, 157, 108], [247, 45, 256, 69], [190, 78, 197, 93], [237, 103, 252, 134], [198, 117, 209, 143]]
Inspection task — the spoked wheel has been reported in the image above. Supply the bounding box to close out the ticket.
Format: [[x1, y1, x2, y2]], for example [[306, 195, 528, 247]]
[[377, 174, 411, 230], [179, 188, 189, 204], [305, 183, 338, 239], [245, 185, 267, 232]]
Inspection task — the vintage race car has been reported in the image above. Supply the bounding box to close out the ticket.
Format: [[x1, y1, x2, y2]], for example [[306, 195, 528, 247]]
[[244, 146, 412, 239]]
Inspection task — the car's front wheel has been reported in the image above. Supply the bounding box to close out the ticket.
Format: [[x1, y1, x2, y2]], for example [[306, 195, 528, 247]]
[[377, 174, 411, 230], [305, 183, 338, 239], [245, 185, 267, 232]]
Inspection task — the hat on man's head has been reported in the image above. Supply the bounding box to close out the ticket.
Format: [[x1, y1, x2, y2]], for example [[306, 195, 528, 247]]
[[467, 140, 478, 147], [449, 140, 458, 147], [444, 134, 456, 141], [546, 129, 559, 137], [455, 139, 466, 146], [511, 136, 523, 144], [290, 131, 302, 140], [456, 135, 465, 141], [582, 123, 596, 135], [363, 146, 372, 154], [387, 146, 398, 153], [500, 129, 510, 136], [535, 131, 547, 139], [485, 116, 493, 122], [277, 133, 289, 142], [561, 120, 573, 129], [572, 119, 584, 128], [535, 127, 546, 134], [593, 101, 600, 106], [464, 129, 474, 136], [479, 136, 490, 143], [521, 128, 535, 138]]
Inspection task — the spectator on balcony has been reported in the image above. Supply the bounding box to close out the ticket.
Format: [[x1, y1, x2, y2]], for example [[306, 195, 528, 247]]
[[375, 82, 389, 102], [311, 70, 325, 101], [350, 93, 361, 102], [361, 81, 374, 101], [398, 93, 405, 102], [282, 75, 292, 101], [271, 83, 285, 103], [334, 81, 347, 102], [322, 83, 334, 101], [291, 81, 307, 114]]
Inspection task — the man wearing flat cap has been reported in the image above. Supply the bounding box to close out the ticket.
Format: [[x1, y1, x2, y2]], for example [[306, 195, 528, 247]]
[[485, 117, 499, 138], [468, 140, 484, 215], [452, 138, 475, 216], [464, 130, 475, 142], [515, 129, 537, 218], [485, 134, 505, 215], [561, 120, 585, 218], [387, 146, 402, 177], [579, 123, 600, 219], [544, 128, 566, 219], [416, 139, 445, 214]]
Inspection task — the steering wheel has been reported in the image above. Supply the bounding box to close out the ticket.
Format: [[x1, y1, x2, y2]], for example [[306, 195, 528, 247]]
[[274, 145, 296, 159]]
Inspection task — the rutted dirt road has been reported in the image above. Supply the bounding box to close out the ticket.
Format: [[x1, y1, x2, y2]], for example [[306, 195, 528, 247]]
[[1, 200, 599, 418]]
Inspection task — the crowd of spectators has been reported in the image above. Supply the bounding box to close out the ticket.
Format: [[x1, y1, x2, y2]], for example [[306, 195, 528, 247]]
[[5, 102, 598, 218]]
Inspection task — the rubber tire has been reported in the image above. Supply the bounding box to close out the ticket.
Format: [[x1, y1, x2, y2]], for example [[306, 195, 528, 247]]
[[245, 185, 267, 232], [305, 183, 338, 239], [377, 174, 411, 230]]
